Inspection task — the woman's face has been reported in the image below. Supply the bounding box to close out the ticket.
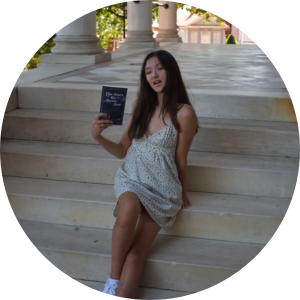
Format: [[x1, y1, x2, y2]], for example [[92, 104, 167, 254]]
[[145, 56, 167, 95]]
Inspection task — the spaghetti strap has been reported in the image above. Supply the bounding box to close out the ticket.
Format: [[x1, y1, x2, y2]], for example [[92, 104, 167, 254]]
[[176, 103, 191, 114]]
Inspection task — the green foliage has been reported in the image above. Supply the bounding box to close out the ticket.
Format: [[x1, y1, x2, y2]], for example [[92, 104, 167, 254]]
[[225, 34, 239, 44], [186, 7, 225, 26], [36, 40, 56, 56], [96, 3, 127, 52], [97, 1, 183, 51], [24, 40, 56, 70], [153, 0, 159, 22], [26, 56, 40, 70], [177, 3, 187, 10]]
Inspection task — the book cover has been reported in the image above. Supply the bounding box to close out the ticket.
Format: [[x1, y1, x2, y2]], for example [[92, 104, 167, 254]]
[[99, 86, 128, 125]]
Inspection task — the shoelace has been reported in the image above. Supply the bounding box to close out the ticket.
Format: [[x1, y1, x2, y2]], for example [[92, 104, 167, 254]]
[[105, 283, 118, 294]]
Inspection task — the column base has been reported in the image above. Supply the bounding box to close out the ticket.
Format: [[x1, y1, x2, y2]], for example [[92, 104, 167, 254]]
[[40, 53, 111, 64], [125, 30, 156, 43], [155, 37, 183, 43], [156, 29, 182, 43], [52, 35, 103, 55], [119, 41, 160, 49]]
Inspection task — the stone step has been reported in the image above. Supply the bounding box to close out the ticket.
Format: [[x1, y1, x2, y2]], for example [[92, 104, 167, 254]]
[[2, 109, 299, 157], [19, 220, 264, 293], [75, 279, 191, 299], [1, 139, 298, 198], [5, 176, 289, 244], [17, 82, 295, 122]]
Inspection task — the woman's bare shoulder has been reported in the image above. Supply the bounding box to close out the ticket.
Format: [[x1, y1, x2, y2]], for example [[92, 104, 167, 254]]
[[177, 104, 197, 131], [177, 104, 195, 119]]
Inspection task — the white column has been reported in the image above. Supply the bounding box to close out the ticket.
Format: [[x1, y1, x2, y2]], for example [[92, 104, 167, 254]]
[[120, 1, 159, 48], [41, 11, 111, 64], [156, 1, 182, 42]]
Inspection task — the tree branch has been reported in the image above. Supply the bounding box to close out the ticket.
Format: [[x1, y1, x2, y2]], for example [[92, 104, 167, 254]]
[[107, 8, 126, 20]]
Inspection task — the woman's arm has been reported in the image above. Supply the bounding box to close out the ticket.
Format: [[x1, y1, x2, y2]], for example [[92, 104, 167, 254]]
[[175, 105, 198, 209], [91, 102, 136, 159]]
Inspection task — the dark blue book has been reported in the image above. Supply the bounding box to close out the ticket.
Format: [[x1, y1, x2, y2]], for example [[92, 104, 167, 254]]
[[99, 86, 128, 125]]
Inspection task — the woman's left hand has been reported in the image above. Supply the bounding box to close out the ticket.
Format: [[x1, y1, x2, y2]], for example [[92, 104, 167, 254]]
[[181, 192, 192, 209]]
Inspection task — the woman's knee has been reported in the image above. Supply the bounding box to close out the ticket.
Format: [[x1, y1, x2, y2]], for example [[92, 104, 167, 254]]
[[116, 192, 141, 227]]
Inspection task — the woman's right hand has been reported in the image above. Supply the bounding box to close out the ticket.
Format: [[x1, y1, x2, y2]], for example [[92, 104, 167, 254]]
[[91, 113, 113, 140]]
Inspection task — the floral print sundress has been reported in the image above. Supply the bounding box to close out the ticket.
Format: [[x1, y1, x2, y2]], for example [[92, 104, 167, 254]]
[[113, 108, 185, 229]]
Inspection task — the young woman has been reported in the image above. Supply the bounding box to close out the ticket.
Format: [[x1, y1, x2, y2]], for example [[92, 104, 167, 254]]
[[91, 50, 199, 298]]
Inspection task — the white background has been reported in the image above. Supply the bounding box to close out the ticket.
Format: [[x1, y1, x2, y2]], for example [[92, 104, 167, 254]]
[[0, 1, 299, 299]]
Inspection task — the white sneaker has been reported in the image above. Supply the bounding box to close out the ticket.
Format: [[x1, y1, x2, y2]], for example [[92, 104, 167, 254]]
[[102, 278, 119, 295]]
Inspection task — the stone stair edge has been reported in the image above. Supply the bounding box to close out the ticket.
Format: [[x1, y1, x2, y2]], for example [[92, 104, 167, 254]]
[[19, 219, 264, 270], [7, 192, 113, 205], [7, 190, 289, 219], [17, 82, 290, 98], [3, 109, 299, 158], [4, 108, 298, 133], [2, 136, 298, 159], [76, 278, 192, 299], [4, 176, 290, 218], [16, 87, 296, 122], [7, 175, 287, 243], [37, 242, 239, 270], [1, 139, 298, 173], [1, 140, 297, 198], [14, 64, 95, 88]]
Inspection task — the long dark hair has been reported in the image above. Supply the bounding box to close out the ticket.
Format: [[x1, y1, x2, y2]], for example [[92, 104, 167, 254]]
[[128, 50, 199, 140]]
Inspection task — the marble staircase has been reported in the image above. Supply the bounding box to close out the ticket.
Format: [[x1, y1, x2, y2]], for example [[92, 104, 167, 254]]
[[1, 44, 299, 299]]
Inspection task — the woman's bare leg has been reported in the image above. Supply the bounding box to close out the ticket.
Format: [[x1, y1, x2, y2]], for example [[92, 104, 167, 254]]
[[110, 192, 141, 280], [115, 206, 161, 298]]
